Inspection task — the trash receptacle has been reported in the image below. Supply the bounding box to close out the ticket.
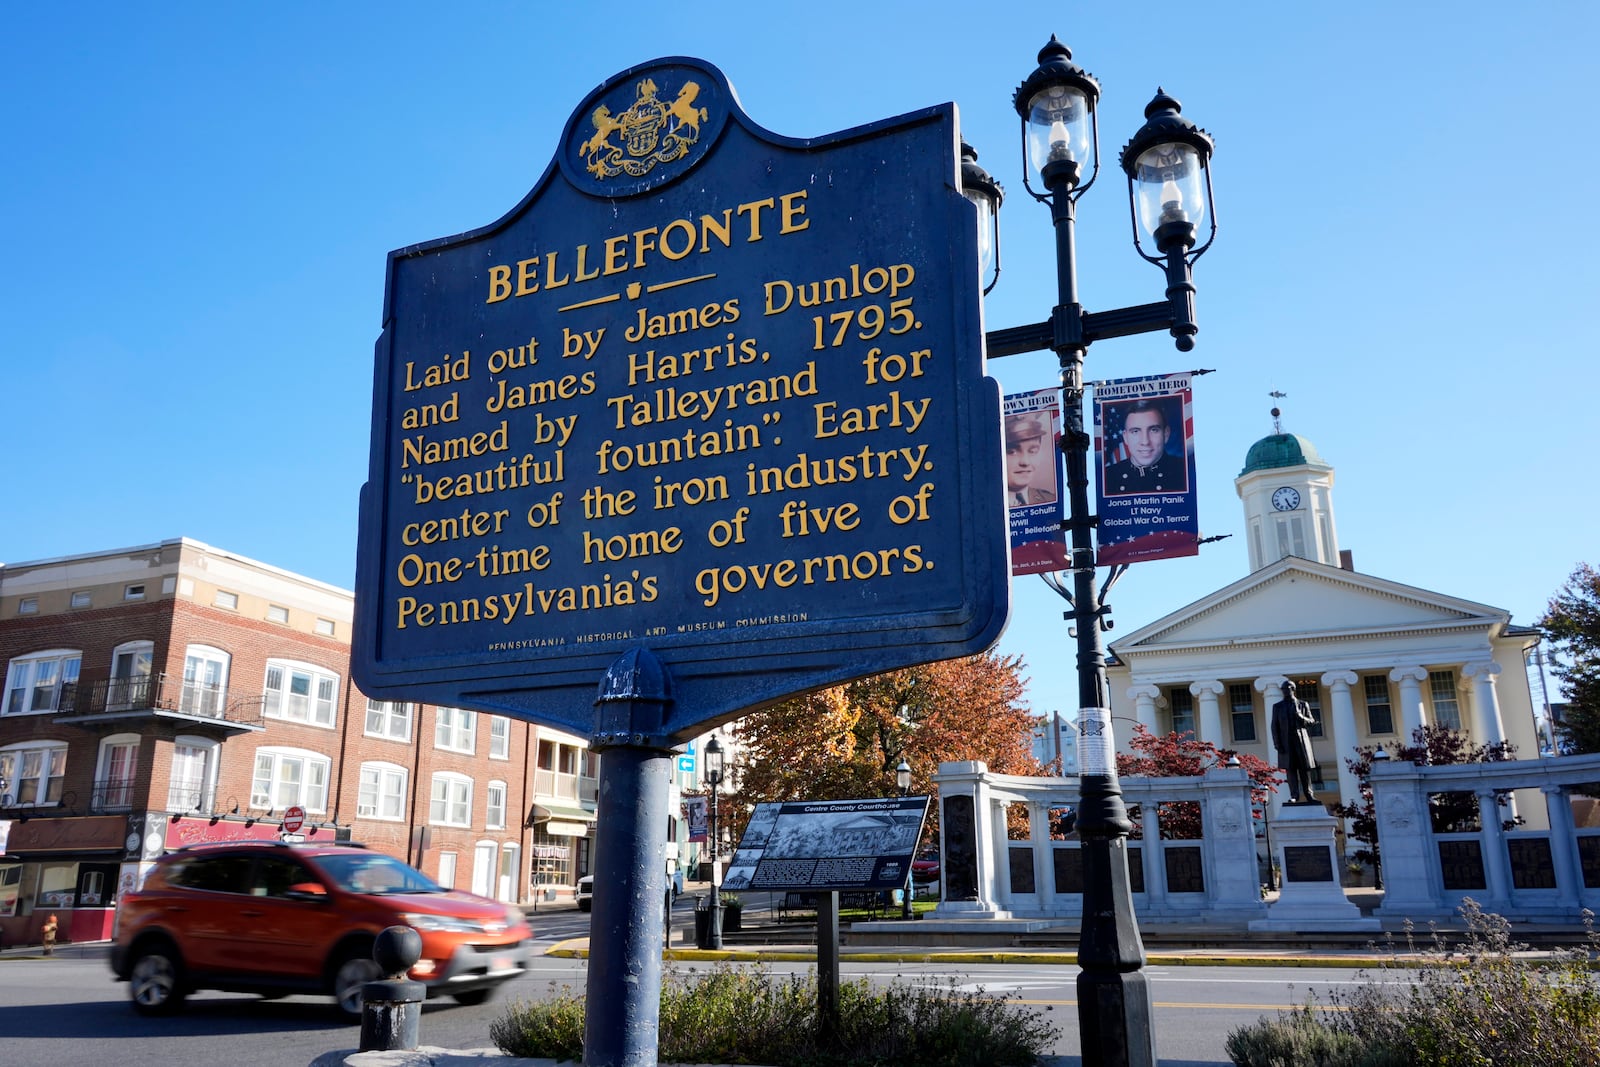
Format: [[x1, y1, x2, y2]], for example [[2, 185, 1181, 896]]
[[693, 898, 724, 950]]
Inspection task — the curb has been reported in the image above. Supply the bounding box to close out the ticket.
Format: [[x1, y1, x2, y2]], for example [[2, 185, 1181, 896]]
[[541, 940, 1417, 970]]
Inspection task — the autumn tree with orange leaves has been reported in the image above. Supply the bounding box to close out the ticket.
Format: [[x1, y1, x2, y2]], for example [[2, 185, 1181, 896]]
[[725, 652, 1043, 841]]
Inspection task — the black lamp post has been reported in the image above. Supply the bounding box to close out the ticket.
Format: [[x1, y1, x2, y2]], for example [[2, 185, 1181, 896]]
[[895, 757, 915, 919], [703, 734, 725, 950], [966, 36, 1218, 1067]]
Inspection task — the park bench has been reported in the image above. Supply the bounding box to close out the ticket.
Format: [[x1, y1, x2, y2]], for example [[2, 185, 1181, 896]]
[[777, 890, 884, 922]]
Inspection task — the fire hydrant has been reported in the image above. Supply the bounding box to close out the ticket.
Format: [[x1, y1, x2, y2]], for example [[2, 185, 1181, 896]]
[[41, 914, 58, 955]]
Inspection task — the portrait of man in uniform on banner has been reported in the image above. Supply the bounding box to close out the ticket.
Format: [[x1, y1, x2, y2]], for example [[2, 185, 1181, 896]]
[[1101, 395, 1188, 496], [1004, 410, 1058, 509]]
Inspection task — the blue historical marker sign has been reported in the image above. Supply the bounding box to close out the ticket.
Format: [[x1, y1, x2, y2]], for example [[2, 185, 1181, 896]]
[[353, 56, 1008, 739]]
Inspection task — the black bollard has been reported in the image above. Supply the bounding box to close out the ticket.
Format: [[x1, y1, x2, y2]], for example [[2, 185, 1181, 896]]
[[360, 926, 426, 1052]]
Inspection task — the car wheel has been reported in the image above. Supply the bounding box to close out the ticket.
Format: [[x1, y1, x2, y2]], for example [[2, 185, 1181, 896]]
[[332, 953, 383, 1019], [129, 943, 187, 1016], [451, 987, 495, 1007]]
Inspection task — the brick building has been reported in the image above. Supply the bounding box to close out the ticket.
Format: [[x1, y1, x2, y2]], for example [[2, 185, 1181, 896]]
[[0, 538, 633, 947]]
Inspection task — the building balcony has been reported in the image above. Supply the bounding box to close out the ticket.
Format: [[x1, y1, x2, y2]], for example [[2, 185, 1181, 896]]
[[52, 674, 266, 734]]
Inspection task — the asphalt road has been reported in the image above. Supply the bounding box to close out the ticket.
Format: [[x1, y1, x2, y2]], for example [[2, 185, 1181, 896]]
[[0, 935, 1404, 1067]]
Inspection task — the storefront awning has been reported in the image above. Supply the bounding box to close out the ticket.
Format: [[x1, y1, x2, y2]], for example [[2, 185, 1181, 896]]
[[528, 802, 596, 834]]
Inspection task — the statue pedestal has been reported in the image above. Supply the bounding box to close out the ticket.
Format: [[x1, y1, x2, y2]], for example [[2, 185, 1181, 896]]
[[1250, 803, 1379, 932]]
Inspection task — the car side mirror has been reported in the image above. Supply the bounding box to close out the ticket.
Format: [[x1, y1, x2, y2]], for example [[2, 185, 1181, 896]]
[[286, 881, 329, 901]]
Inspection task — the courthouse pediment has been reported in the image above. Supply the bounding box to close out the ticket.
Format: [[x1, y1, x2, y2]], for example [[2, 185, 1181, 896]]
[[1113, 557, 1508, 653]]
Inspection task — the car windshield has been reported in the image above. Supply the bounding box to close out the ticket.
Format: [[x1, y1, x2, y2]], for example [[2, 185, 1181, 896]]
[[317, 853, 442, 895]]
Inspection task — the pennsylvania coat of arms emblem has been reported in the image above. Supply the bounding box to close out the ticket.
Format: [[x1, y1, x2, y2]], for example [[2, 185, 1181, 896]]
[[580, 76, 708, 180]]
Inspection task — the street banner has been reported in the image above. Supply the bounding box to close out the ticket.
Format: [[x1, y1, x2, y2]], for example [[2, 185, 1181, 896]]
[[720, 795, 929, 892], [1003, 389, 1068, 576], [683, 795, 709, 843], [1093, 373, 1198, 565]]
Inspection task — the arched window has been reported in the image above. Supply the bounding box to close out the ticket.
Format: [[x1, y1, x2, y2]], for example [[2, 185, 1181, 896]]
[[4, 650, 82, 715], [181, 645, 230, 718], [358, 762, 408, 821], [250, 746, 330, 813], [263, 660, 339, 728], [170, 736, 220, 813], [94, 733, 141, 810], [108, 641, 154, 710], [0, 741, 68, 806], [430, 772, 472, 826]]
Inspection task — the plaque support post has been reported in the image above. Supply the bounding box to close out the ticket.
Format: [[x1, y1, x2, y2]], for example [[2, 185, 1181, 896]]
[[584, 650, 674, 1067]]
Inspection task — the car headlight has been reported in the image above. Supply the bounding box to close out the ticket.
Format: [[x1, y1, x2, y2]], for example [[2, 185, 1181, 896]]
[[402, 912, 487, 934]]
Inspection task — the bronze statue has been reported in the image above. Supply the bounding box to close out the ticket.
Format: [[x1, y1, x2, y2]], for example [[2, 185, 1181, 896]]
[[1270, 680, 1318, 804]]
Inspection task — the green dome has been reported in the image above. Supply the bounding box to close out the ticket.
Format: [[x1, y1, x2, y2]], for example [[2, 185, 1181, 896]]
[[1240, 433, 1324, 476]]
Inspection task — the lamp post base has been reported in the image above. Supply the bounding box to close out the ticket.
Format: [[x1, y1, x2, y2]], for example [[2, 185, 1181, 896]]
[[1077, 969, 1157, 1067]]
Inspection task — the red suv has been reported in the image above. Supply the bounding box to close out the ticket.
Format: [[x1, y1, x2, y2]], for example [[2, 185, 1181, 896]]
[[110, 841, 532, 1017]]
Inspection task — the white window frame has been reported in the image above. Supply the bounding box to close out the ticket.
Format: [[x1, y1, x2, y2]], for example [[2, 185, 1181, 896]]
[[0, 741, 68, 807], [358, 761, 408, 821], [182, 645, 230, 718], [170, 736, 219, 813], [486, 780, 507, 830], [1429, 670, 1463, 732], [437, 851, 458, 889], [435, 707, 476, 754], [430, 772, 473, 826], [364, 698, 413, 743], [93, 733, 140, 811], [250, 747, 330, 813], [4, 650, 82, 715], [263, 659, 339, 729], [108, 640, 154, 711], [489, 716, 511, 760]]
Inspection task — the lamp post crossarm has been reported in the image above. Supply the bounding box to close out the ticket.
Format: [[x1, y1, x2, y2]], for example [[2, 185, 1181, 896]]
[[984, 298, 1179, 363]]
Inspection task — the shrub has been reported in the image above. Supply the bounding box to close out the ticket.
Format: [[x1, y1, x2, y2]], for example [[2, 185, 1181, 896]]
[[1225, 899, 1600, 1067], [491, 962, 1058, 1066]]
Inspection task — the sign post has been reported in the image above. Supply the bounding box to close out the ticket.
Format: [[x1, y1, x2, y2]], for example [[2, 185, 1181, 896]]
[[353, 55, 1006, 1066]]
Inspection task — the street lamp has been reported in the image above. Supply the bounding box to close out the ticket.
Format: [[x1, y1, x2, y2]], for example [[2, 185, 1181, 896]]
[[895, 757, 915, 919], [703, 734, 725, 950], [971, 35, 1218, 1067]]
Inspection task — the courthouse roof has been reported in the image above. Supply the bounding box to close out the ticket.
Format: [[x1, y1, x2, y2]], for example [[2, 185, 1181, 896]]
[[1239, 432, 1325, 476]]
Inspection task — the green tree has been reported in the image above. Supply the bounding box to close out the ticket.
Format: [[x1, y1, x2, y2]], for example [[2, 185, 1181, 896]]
[[1539, 562, 1600, 753], [1114, 725, 1281, 840], [1332, 724, 1518, 873]]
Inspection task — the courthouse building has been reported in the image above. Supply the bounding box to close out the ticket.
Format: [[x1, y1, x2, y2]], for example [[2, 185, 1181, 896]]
[[1106, 426, 1547, 816]]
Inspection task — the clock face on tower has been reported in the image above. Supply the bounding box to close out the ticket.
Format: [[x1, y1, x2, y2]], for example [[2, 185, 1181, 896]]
[[1271, 486, 1301, 512]]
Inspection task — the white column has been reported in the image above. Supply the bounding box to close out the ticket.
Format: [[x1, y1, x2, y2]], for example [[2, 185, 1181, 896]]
[[1462, 661, 1506, 746], [1142, 802, 1167, 912], [1253, 675, 1288, 813], [1321, 670, 1361, 813], [1191, 680, 1225, 747], [1127, 684, 1162, 736], [1543, 785, 1583, 910], [1476, 789, 1512, 909], [1391, 666, 1429, 740]]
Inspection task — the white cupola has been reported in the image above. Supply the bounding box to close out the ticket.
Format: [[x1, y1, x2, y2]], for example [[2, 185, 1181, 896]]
[[1234, 405, 1339, 572]]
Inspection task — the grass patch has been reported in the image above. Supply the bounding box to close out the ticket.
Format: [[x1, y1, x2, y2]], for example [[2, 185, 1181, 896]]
[[491, 962, 1058, 1066], [1226, 899, 1600, 1066]]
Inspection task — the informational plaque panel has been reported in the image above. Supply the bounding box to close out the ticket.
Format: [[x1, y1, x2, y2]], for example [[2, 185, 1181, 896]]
[[721, 796, 928, 892], [352, 56, 1007, 738]]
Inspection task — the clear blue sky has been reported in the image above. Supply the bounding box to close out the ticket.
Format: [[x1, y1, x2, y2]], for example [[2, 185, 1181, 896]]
[[5, 3, 1592, 717]]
